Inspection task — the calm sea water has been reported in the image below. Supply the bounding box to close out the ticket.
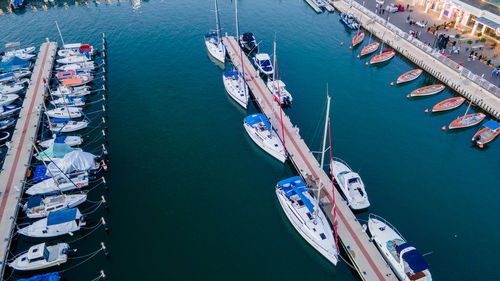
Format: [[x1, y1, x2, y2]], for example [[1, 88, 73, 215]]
[[1, 1, 499, 280]]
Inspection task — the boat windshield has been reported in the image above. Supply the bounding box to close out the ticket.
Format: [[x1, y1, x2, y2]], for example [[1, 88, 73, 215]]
[[386, 239, 405, 260]]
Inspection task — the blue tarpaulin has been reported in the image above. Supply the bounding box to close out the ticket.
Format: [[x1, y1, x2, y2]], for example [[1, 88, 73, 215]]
[[33, 165, 50, 183], [26, 196, 42, 209], [396, 243, 429, 273], [47, 208, 77, 226], [223, 70, 238, 80], [484, 120, 500, 131], [0, 57, 31, 72], [244, 113, 271, 130], [17, 272, 61, 281], [278, 176, 316, 214]]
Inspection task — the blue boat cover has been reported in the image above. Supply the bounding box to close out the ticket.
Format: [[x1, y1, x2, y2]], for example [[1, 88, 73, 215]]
[[278, 176, 315, 214], [223, 71, 238, 79], [17, 272, 61, 281], [244, 113, 271, 130], [54, 136, 67, 143], [0, 57, 30, 72], [0, 73, 15, 80], [26, 196, 42, 208], [484, 120, 500, 131], [50, 118, 72, 124], [33, 165, 50, 183], [396, 243, 429, 273], [47, 208, 77, 226]]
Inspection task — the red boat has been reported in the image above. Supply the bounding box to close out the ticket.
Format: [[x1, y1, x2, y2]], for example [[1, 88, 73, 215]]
[[410, 84, 445, 97], [352, 31, 365, 47], [472, 120, 500, 146], [360, 42, 379, 56], [396, 69, 422, 84], [370, 50, 395, 64], [432, 97, 465, 112], [56, 70, 76, 80], [449, 113, 486, 130]]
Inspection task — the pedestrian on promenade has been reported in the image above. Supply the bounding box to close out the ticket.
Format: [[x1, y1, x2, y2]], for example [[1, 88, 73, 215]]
[[382, 8, 385, 14], [493, 68, 498, 76], [407, 4, 409, 10]]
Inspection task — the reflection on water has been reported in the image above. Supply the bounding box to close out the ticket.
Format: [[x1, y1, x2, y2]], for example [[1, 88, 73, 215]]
[[131, 0, 140, 10]]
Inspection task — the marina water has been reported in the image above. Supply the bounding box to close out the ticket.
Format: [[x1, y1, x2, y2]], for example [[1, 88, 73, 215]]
[[1, 0, 499, 280]]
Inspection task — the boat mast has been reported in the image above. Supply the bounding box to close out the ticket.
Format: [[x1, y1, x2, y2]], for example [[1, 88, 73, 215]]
[[55, 21, 65, 46], [214, 0, 221, 42], [274, 39, 286, 155], [272, 35, 276, 82], [235, 0, 239, 39], [328, 114, 339, 255], [315, 90, 331, 218], [463, 100, 472, 117]]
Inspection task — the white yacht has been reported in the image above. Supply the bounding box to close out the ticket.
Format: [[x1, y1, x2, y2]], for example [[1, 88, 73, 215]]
[[266, 80, 293, 105], [330, 158, 370, 210], [45, 107, 82, 119], [56, 55, 90, 65], [50, 96, 86, 107], [253, 53, 273, 76], [204, 0, 226, 64], [24, 194, 87, 219], [39, 136, 83, 148], [0, 84, 24, 95], [222, 70, 248, 109], [17, 208, 86, 238], [52, 85, 91, 98], [49, 120, 89, 133], [56, 62, 96, 72], [9, 243, 71, 271], [243, 113, 286, 162], [368, 214, 432, 281], [26, 172, 89, 195], [275, 176, 338, 265], [0, 94, 19, 106]]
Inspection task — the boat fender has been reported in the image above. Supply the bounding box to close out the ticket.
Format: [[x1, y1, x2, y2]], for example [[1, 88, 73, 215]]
[[76, 183, 83, 189], [441, 126, 446, 131], [101, 160, 108, 171], [424, 109, 428, 114], [340, 42, 343, 46], [101, 242, 109, 256]]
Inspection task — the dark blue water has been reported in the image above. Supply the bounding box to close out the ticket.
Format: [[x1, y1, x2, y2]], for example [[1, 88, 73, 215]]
[[1, 1, 499, 280]]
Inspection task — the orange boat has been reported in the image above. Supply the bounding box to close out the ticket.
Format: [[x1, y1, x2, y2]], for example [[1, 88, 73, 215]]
[[370, 50, 395, 64], [62, 78, 84, 86], [396, 69, 422, 84], [432, 97, 465, 112], [410, 84, 445, 97], [352, 31, 365, 47], [449, 113, 486, 129], [472, 120, 500, 145], [360, 42, 379, 56]]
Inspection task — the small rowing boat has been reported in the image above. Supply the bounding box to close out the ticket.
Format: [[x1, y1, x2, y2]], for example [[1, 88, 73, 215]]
[[432, 97, 465, 112], [449, 113, 485, 129], [370, 50, 395, 64], [352, 31, 365, 47], [472, 120, 500, 146], [396, 69, 422, 84], [360, 42, 380, 56], [410, 84, 445, 97]]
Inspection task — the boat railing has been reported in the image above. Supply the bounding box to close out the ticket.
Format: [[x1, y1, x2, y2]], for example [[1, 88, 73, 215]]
[[331, 157, 353, 171], [368, 213, 407, 241]]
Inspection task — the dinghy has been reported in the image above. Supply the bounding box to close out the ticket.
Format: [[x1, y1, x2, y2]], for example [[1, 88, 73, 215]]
[[449, 113, 485, 129], [39, 136, 83, 148], [17, 208, 86, 238], [410, 84, 445, 97], [0, 104, 21, 118], [56, 55, 90, 65], [275, 176, 338, 265], [472, 120, 500, 146], [26, 172, 89, 195], [0, 84, 24, 95], [0, 118, 16, 130], [352, 31, 365, 47], [368, 214, 432, 281], [45, 107, 82, 119], [56, 62, 96, 72], [222, 70, 248, 109], [253, 53, 273, 76], [239, 32, 258, 55], [49, 119, 89, 133], [0, 131, 10, 143], [24, 194, 87, 219], [432, 97, 465, 112], [205, 0, 226, 64], [9, 243, 71, 271], [340, 12, 360, 29], [50, 96, 86, 107], [360, 42, 380, 56], [0, 94, 19, 106], [370, 50, 395, 64], [243, 114, 286, 162], [396, 69, 422, 84], [330, 158, 370, 210]]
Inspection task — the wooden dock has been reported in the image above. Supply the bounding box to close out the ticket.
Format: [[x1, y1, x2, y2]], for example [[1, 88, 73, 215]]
[[223, 36, 397, 281], [0, 42, 58, 276]]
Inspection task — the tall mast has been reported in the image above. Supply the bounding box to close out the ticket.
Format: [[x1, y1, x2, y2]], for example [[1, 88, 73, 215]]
[[214, 0, 221, 41], [55, 21, 65, 46], [235, 0, 239, 39], [272, 35, 276, 81], [315, 89, 331, 215]]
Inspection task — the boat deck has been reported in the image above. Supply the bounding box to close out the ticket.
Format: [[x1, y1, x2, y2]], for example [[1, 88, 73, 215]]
[[304, 0, 322, 13], [223, 36, 397, 281], [0, 42, 58, 276]]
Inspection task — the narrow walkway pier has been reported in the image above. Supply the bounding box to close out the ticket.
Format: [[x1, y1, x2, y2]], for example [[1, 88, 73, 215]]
[[305, 0, 322, 13], [329, 0, 500, 120], [223, 36, 397, 281], [0, 42, 57, 275]]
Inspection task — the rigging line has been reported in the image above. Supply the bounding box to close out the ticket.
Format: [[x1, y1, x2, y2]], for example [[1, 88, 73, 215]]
[[67, 247, 104, 260], [310, 101, 328, 156], [65, 222, 103, 244], [90, 275, 104, 281], [82, 201, 103, 215], [57, 248, 103, 274]]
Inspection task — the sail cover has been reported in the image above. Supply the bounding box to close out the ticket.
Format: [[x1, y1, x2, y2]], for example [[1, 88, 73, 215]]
[[47, 208, 78, 226], [47, 151, 95, 175], [278, 176, 315, 214], [484, 120, 500, 131], [17, 272, 61, 281], [244, 113, 271, 130], [0, 56, 31, 72]]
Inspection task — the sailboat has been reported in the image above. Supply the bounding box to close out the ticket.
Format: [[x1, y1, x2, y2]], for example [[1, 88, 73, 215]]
[[266, 39, 293, 105], [25, 171, 89, 195], [274, 94, 338, 265], [204, 0, 226, 64], [23, 194, 87, 219], [17, 208, 86, 238], [39, 136, 83, 148], [222, 70, 248, 108], [243, 113, 286, 162], [45, 107, 82, 119]]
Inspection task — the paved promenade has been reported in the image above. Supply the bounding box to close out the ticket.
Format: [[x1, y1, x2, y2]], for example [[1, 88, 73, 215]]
[[0, 42, 57, 275]]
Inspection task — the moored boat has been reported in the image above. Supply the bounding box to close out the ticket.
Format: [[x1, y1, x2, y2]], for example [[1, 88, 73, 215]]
[[0, 131, 10, 143], [61, 75, 93, 87], [56, 62, 96, 72], [24, 194, 87, 219], [368, 214, 432, 281], [204, 0, 226, 64], [56, 55, 90, 65], [0, 104, 21, 118], [17, 208, 86, 238], [432, 97, 465, 112], [243, 113, 286, 162], [360, 42, 380, 56], [410, 84, 445, 97], [352, 31, 365, 47], [39, 136, 83, 148], [0, 84, 24, 95], [49, 119, 89, 133], [370, 50, 395, 64], [472, 120, 500, 145], [340, 12, 360, 29], [330, 158, 370, 210], [45, 107, 82, 119], [239, 32, 258, 55], [50, 96, 86, 107], [396, 69, 422, 84], [449, 113, 485, 129], [0, 118, 16, 130], [26, 171, 89, 195], [253, 53, 273, 76], [222, 70, 248, 109], [9, 243, 71, 271]]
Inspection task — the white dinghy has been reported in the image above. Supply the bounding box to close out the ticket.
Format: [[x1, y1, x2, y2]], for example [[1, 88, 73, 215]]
[[26, 171, 89, 195], [368, 214, 432, 281], [330, 158, 370, 210], [23, 194, 87, 219], [17, 208, 86, 238], [9, 243, 71, 271], [243, 113, 286, 162], [222, 70, 248, 109], [45, 107, 82, 119]]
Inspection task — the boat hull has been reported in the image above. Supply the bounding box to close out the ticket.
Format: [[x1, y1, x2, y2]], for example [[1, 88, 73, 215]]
[[243, 122, 286, 162], [222, 73, 248, 109], [432, 97, 465, 112], [449, 113, 486, 129], [352, 31, 365, 47], [370, 51, 395, 64], [360, 42, 380, 56], [410, 84, 445, 97], [205, 38, 226, 64], [396, 69, 422, 84], [473, 127, 500, 145]]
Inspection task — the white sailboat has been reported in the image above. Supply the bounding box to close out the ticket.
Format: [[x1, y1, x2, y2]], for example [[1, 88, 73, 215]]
[[52, 85, 91, 98], [330, 158, 370, 210], [56, 62, 96, 72], [50, 96, 86, 107], [26, 171, 89, 196], [222, 69, 248, 109], [56, 55, 90, 65], [243, 113, 286, 162], [0, 84, 24, 95], [266, 39, 293, 105], [23, 194, 87, 219], [49, 119, 89, 133], [204, 0, 226, 63], [45, 107, 82, 119], [39, 136, 83, 148], [9, 243, 71, 271], [368, 214, 432, 281], [0, 94, 19, 106], [17, 208, 86, 238]]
